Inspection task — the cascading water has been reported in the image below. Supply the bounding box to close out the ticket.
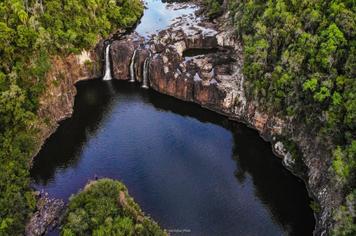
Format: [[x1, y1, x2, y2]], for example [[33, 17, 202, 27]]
[[142, 51, 151, 89], [129, 49, 138, 82], [102, 44, 112, 81], [31, 1, 316, 235]]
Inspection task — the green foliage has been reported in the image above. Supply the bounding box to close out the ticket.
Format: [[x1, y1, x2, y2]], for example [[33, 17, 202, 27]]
[[332, 141, 356, 186], [61, 179, 166, 236], [332, 190, 356, 236], [230, 0, 355, 133], [309, 201, 321, 213], [203, 0, 224, 18], [0, 83, 36, 234], [333, 147, 350, 184], [229, 0, 355, 232], [0, 0, 143, 235]]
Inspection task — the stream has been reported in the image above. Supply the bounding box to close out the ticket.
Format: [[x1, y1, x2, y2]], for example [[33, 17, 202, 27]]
[[30, 1, 315, 235]]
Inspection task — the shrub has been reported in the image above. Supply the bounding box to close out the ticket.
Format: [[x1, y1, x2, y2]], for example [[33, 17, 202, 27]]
[[61, 179, 166, 236]]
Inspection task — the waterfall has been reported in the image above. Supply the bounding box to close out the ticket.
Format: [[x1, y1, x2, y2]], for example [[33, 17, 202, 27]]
[[129, 49, 138, 82], [142, 58, 149, 89], [142, 52, 151, 89], [102, 44, 112, 81]]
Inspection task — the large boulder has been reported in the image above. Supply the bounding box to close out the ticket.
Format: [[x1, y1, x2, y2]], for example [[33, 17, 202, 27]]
[[110, 35, 143, 80]]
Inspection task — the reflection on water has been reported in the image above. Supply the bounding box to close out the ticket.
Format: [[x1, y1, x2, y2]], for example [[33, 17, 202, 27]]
[[32, 1, 314, 235], [31, 80, 314, 236]]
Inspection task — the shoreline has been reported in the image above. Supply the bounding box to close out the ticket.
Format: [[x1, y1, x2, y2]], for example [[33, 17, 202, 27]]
[[29, 1, 335, 235]]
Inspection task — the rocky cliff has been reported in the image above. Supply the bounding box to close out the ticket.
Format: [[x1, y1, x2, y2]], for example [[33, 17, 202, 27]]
[[26, 43, 104, 235], [106, 8, 339, 236], [31, 43, 104, 161], [31, 3, 340, 236]]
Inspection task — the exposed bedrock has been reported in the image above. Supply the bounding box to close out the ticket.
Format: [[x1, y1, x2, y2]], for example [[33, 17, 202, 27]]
[[110, 34, 143, 80], [25, 192, 65, 236], [107, 11, 339, 235]]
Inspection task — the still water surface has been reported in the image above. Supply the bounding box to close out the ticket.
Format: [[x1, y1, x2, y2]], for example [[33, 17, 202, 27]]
[[31, 1, 315, 235], [31, 81, 314, 235]]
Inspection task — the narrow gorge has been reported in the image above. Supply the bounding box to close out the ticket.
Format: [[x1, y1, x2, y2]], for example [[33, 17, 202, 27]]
[[22, 0, 353, 235]]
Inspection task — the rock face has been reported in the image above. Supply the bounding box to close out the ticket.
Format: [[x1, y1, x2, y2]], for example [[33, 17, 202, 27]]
[[106, 7, 339, 236], [25, 192, 65, 236], [32, 2, 339, 235], [32, 41, 104, 161], [28, 41, 104, 235], [110, 34, 144, 80]]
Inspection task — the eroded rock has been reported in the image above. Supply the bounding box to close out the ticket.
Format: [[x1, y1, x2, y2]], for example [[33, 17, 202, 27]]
[[25, 192, 65, 236], [100, 3, 340, 235], [111, 34, 144, 80]]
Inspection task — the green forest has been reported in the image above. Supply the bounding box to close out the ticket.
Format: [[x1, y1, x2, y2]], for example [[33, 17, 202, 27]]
[[0, 0, 355, 235], [226, 0, 355, 234], [0, 0, 142, 234], [61, 179, 166, 235], [204, 0, 355, 234]]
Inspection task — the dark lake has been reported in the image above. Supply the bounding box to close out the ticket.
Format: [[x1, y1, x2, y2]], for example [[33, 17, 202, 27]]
[[31, 80, 315, 235], [30, 1, 315, 235]]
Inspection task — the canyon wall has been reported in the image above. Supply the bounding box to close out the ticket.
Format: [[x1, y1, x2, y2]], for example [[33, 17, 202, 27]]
[[32, 6, 340, 236], [32, 43, 104, 161], [107, 11, 340, 236], [27, 40, 106, 236]]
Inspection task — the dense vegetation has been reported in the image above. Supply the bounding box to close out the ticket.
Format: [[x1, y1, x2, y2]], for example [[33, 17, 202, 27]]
[[212, 0, 355, 234], [0, 0, 143, 235], [61, 179, 166, 235], [203, 0, 355, 234], [1, 0, 354, 234], [205, 0, 224, 18]]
